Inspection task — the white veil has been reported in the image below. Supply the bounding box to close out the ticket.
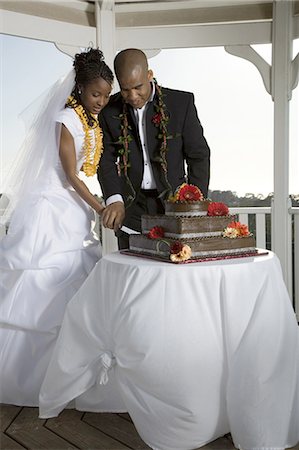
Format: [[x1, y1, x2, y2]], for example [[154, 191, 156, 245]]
[[0, 69, 76, 226]]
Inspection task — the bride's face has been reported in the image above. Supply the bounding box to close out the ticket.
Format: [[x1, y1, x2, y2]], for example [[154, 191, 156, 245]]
[[79, 77, 112, 115]]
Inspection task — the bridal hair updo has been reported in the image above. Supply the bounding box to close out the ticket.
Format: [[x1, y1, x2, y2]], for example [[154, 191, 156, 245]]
[[67, 48, 114, 125], [74, 48, 113, 88], [72, 48, 113, 98]]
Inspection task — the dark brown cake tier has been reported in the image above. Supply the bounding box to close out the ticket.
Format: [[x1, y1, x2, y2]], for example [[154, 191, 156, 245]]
[[165, 200, 211, 217], [129, 234, 257, 260], [142, 214, 235, 238]]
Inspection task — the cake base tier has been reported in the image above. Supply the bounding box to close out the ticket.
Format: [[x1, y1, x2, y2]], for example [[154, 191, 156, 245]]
[[122, 248, 266, 264], [129, 234, 257, 263]]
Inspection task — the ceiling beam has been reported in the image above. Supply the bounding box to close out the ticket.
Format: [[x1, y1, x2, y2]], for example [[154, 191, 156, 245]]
[[115, 3, 273, 27], [1, 1, 298, 50]]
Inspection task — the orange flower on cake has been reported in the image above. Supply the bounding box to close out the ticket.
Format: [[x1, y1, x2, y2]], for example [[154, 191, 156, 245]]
[[207, 202, 229, 216], [223, 221, 250, 238], [170, 241, 192, 262]]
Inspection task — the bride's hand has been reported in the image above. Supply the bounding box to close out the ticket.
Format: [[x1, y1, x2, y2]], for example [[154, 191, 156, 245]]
[[97, 205, 105, 215]]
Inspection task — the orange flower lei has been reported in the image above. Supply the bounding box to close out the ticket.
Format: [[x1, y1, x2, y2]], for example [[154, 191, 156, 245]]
[[66, 96, 103, 177]]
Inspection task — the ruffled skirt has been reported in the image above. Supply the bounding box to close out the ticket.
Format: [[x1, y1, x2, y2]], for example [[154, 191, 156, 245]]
[[0, 187, 101, 405]]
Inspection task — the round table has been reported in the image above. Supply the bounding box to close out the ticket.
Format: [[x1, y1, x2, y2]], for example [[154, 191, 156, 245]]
[[40, 251, 299, 450]]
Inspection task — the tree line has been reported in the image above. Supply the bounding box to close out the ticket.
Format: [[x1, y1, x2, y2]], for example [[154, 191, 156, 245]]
[[208, 190, 299, 207]]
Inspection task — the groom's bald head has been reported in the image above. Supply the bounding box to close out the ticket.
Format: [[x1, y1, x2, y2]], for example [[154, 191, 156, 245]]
[[114, 49, 154, 109], [114, 48, 148, 79]]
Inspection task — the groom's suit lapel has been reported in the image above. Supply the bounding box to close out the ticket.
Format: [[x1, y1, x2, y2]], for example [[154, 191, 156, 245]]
[[126, 106, 144, 183], [128, 105, 142, 152], [128, 107, 142, 149], [128, 106, 137, 131]]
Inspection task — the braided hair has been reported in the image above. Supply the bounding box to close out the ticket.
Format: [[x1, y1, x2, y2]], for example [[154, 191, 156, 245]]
[[67, 48, 114, 126]]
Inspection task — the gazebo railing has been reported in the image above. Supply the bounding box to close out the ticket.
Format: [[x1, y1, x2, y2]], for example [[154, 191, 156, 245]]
[[230, 206, 271, 249], [230, 206, 299, 319]]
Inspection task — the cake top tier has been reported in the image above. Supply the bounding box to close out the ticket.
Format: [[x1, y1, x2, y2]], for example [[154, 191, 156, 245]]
[[166, 183, 230, 217], [168, 183, 204, 203]]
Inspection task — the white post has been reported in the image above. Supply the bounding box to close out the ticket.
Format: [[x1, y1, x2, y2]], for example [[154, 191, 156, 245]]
[[94, 0, 118, 254], [225, 1, 295, 299], [94, 0, 116, 71], [271, 0, 293, 295]]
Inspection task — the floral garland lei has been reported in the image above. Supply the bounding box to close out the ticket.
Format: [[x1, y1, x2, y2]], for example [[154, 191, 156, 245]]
[[151, 80, 170, 179], [66, 95, 103, 177], [116, 79, 173, 202]]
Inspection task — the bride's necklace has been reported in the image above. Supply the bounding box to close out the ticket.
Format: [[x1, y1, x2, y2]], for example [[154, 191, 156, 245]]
[[66, 96, 103, 177]]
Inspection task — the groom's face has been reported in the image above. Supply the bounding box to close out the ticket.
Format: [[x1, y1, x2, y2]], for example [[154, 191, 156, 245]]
[[118, 68, 153, 109]]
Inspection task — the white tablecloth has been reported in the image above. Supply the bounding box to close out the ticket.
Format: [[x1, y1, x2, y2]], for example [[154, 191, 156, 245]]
[[39, 251, 299, 450]]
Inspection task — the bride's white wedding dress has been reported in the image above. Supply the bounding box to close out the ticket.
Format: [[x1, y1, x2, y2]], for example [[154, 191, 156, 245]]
[[0, 108, 101, 406]]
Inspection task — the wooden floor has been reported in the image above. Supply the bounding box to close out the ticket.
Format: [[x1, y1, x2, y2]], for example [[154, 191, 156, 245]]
[[0, 404, 233, 450], [0, 405, 238, 450], [1, 405, 299, 450]]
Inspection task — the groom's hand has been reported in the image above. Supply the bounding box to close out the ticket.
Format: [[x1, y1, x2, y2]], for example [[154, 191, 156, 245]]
[[102, 202, 125, 232]]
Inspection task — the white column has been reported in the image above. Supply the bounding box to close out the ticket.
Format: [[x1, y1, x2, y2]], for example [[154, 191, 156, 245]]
[[94, 0, 116, 71], [94, 1, 118, 254], [271, 0, 293, 295], [225, 1, 295, 298]]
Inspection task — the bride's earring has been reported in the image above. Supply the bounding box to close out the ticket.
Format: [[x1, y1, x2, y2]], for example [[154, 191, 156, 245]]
[[78, 89, 82, 94]]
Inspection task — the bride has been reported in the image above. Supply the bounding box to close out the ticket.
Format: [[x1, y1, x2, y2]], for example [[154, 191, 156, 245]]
[[0, 48, 113, 406]]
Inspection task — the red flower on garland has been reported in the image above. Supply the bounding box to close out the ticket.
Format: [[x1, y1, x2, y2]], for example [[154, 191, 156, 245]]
[[152, 113, 162, 126], [207, 202, 229, 216], [178, 184, 203, 202], [147, 226, 165, 239], [227, 221, 250, 236]]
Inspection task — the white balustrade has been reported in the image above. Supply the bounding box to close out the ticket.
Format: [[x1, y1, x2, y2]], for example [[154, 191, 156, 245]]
[[230, 206, 299, 320]]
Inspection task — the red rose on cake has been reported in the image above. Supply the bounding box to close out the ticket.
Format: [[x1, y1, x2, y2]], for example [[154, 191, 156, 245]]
[[178, 184, 203, 202], [207, 202, 229, 216], [147, 226, 165, 239], [169, 183, 204, 203]]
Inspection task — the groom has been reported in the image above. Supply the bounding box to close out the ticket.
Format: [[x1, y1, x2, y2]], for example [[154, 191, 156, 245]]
[[98, 48, 210, 249]]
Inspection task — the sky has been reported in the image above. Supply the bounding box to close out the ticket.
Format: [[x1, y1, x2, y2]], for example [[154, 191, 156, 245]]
[[1, 33, 298, 197]]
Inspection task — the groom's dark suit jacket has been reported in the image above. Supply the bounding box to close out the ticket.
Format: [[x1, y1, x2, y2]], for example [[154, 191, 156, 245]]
[[98, 86, 210, 230]]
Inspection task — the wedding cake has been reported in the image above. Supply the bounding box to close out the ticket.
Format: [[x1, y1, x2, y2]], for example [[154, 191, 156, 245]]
[[128, 184, 257, 263]]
